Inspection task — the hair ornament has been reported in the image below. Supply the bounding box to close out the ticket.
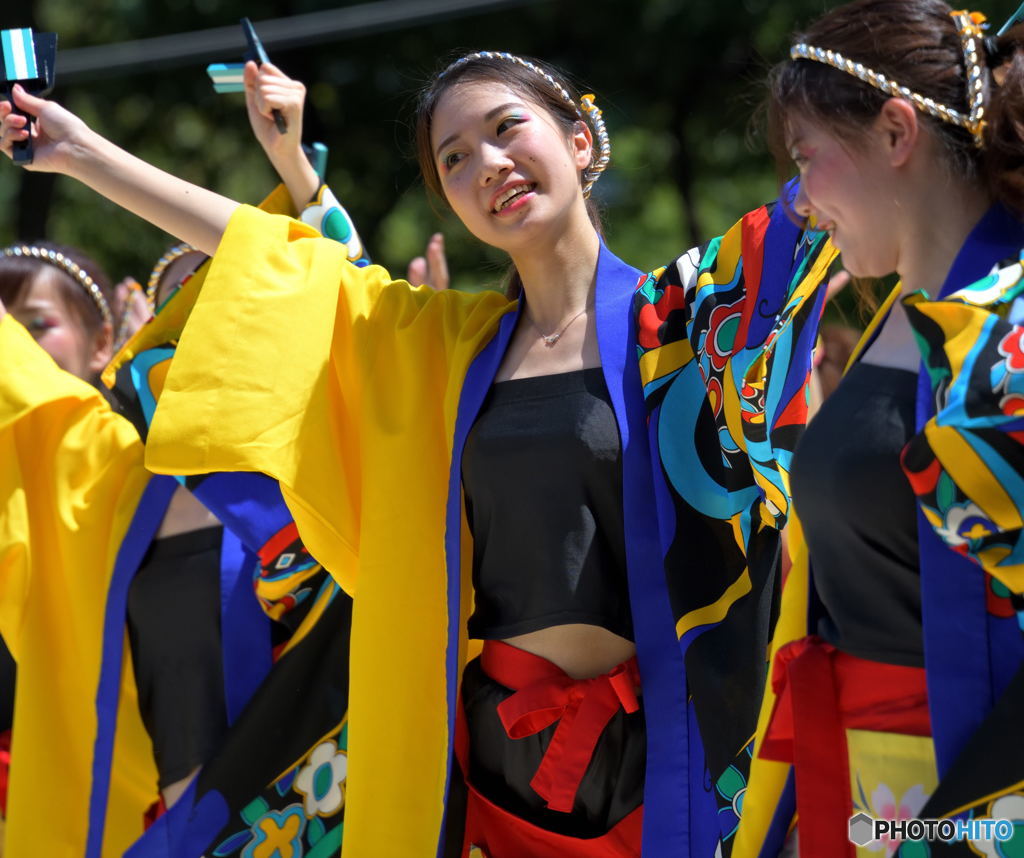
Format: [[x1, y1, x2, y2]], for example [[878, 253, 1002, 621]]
[[146, 241, 197, 307], [439, 51, 579, 116], [950, 10, 987, 145], [439, 51, 611, 196], [579, 94, 610, 197], [790, 9, 987, 148], [2, 244, 113, 326]]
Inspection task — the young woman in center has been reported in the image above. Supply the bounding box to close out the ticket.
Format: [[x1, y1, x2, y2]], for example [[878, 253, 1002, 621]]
[[0, 51, 836, 857]]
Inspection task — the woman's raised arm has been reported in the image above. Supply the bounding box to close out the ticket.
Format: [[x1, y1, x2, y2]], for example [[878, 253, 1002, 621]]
[[0, 86, 237, 255]]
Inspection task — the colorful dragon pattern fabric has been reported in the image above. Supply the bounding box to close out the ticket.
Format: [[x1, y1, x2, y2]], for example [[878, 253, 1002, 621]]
[[633, 200, 838, 855], [902, 260, 1024, 598], [892, 258, 1024, 855]]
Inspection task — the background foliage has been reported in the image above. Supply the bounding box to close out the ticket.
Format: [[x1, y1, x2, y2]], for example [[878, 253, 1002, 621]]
[[0, 0, 1017, 292]]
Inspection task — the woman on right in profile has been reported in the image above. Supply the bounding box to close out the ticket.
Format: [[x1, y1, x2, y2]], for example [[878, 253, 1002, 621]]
[[735, 2, 1024, 856]]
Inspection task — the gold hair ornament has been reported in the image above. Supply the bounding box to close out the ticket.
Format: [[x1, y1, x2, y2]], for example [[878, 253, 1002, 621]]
[[438, 51, 611, 196], [790, 10, 987, 148], [2, 244, 113, 326], [579, 94, 610, 196], [146, 242, 197, 308]]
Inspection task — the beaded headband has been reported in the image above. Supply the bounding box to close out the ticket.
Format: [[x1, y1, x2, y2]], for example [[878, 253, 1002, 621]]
[[437, 50, 611, 196], [790, 10, 987, 147], [1, 245, 113, 327], [146, 241, 198, 307]]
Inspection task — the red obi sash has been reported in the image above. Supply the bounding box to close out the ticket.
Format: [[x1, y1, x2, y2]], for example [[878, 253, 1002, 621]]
[[457, 640, 643, 858], [759, 636, 930, 858], [483, 639, 641, 814]]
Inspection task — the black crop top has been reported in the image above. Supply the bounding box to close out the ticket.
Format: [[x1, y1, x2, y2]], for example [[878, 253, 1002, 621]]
[[461, 367, 633, 641], [127, 525, 229, 788], [790, 362, 923, 666]]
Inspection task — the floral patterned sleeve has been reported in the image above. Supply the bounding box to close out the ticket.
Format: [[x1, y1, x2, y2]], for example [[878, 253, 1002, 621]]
[[901, 262, 1024, 594]]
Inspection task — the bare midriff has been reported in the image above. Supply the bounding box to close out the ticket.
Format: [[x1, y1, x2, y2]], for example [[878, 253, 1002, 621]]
[[502, 623, 636, 680]]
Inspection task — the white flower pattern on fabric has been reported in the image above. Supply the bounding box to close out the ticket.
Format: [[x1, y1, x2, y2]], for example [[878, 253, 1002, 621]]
[[864, 782, 929, 853], [934, 500, 994, 547], [293, 740, 347, 818]]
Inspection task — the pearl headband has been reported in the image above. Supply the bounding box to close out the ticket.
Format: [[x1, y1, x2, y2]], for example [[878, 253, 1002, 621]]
[[2, 244, 113, 327], [438, 51, 611, 196], [790, 10, 987, 147]]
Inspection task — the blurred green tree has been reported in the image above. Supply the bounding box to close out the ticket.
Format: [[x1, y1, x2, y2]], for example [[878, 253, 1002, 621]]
[[0, 0, 1017, 291]]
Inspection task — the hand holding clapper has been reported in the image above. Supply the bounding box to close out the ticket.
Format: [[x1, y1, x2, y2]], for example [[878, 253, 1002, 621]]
[[1, 28, 57, 164], [207, 18, 286, 135]]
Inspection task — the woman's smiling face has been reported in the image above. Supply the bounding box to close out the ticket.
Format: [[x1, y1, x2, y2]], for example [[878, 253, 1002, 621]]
[[430, 80, 592, 253], [788, 113, 901, 279]]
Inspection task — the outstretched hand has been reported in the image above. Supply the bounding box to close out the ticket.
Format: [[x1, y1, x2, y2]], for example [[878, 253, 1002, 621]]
[[3, 85, 237, 257], [244, 60, 305, 161], [244, 60, 318, 212], [0, 85, 91, 174], [407, 233, 450, 292]]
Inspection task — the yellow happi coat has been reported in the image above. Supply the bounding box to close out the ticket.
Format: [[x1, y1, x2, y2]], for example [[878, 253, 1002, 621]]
[[0, 316, 158, 857], [146, 205, 513, 856]]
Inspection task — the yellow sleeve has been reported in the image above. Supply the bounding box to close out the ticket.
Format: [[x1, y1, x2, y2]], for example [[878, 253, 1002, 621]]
[[0, 315, 146, 657], [145, 204, 506, 592], [0, 316, 157, 856]]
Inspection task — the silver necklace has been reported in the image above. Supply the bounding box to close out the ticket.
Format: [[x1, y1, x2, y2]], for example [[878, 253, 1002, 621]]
[[531, 304, 590, 347]]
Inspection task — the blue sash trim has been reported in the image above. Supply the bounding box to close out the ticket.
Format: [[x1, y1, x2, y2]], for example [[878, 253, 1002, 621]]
[[86, 469, 285, 856], [756, 771, 796, 858], [85, 475, 178, 858], [438, 304, 519, 856], [218, 530, 270, 725], [189, 472, 295, 555], [594, 245, 691, 853], [688, 700, 723, 855], [123, 778, 230, 858], [916, 205, 1024, 776], [190, 472, 286, 724]]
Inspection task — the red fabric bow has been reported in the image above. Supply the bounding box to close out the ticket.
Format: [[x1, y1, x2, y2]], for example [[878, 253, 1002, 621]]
[[483, 641, 640, 814]]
